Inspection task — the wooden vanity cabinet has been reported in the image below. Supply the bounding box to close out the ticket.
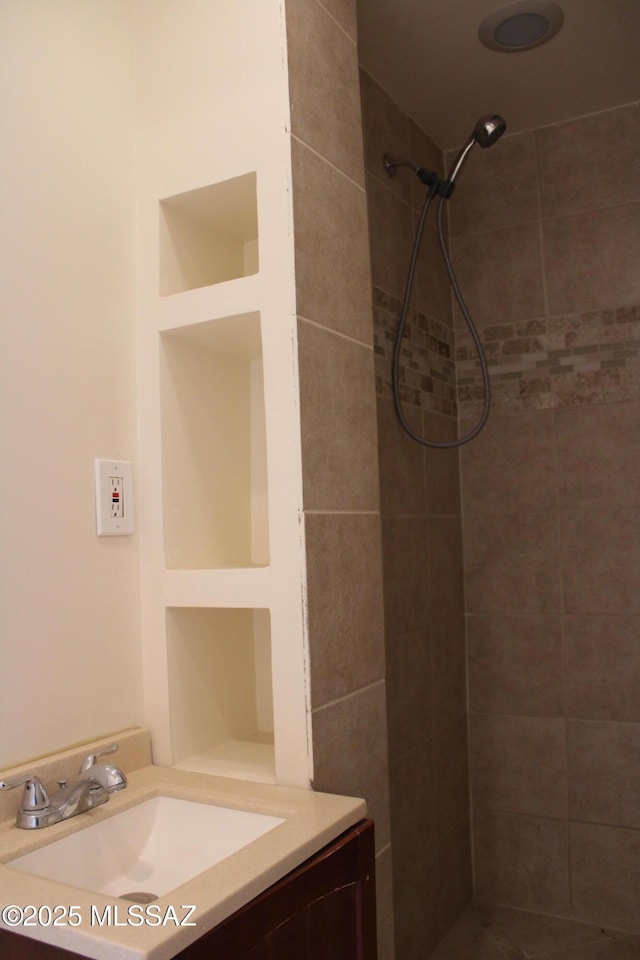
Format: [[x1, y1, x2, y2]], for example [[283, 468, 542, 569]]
[[0, 819, 376, 960]]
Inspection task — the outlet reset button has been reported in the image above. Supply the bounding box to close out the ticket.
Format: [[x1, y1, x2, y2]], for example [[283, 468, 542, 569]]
[[94, 459, 134, 536]]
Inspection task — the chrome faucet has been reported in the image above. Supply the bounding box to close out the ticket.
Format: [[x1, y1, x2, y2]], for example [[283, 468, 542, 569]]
[[0, 743, 127, 829], [78, 743, 128, 793]]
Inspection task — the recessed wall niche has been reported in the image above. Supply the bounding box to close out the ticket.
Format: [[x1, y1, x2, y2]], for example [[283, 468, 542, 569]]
[[167, 607, 274, 783], [159, 173, 258, 295], [160, 312, 269, 569]]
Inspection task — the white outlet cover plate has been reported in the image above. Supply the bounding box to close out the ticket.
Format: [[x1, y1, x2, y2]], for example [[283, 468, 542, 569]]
[[94, 459, 134, 536]]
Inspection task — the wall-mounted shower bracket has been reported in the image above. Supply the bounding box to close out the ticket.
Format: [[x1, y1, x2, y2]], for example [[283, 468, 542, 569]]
[[383, 153, 454, 197]]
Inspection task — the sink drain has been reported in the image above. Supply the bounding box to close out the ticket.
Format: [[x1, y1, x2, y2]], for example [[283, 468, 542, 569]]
[[119, 891, 158, 904]]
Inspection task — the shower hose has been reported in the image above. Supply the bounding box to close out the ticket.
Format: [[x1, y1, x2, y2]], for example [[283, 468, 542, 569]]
[[392, 186, 491, 448]]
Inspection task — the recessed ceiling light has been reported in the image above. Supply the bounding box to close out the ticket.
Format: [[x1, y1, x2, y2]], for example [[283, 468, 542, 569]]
[[478, 0, 564, 52]]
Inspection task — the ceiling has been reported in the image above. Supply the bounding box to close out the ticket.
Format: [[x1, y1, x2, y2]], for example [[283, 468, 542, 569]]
[[356, 0, 640, 150]]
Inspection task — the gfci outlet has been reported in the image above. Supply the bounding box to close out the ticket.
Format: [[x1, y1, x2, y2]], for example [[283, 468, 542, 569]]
[[95, 459, 134, 536]]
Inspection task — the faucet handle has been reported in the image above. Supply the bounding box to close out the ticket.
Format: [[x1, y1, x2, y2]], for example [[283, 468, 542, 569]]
[[79, 742, 119, 774], [0, 775, 49, 811]]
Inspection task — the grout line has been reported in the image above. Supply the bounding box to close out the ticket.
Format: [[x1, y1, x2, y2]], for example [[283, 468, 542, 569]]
[[297, 313, 374, 352], [471, 798, 640, 835], [290, 133, 366, 195], [303, 509, 380, 517], [314, 0, 357, 48], [533, 127, 551, 321], [551, 400, 574, 910], [468, 703, 640, 725], [534, 99, 640, 135], [310, 677, 386, 715], [469, 900, 623, 949], [484, 923, 528, 960], [539, 196, 640, 225]]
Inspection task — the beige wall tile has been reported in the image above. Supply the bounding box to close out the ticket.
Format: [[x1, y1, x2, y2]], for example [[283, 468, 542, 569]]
[[461, 409, 556, 516], [463, 513, 562, 614], [470, 714, 568, 819], [570, 821, 640, 931], [375, 846, 396, 960], [291, 139, 372, 343], [408, 119, 444, 214], [286, 0, 363, 184], [366, 172, 415, 300], [436, 714, 470, 835], [437, 816, 473, 940], [376, 396, 426, 518], [428, 516, 465, 619], [392, 833, 441, 960], [386, 629, 433, 755], [455, 101, 640, 937], [470, 902, 616, 957], [451, 222, 545, 326], [305, 512, 385, 708], [468, 614, 564, 717], [544, 937, 640, 960], [447, 131, 540, 237], [414, 218, 454, 326], [544, 203, 640, 315], [473, 808, 570, 913], [389, 740, 438, 859], [360, 69, 412, 205], [537, 104, 640, 219], [568, 720, 640, 828], [556, 401, 640, 510], [361, 58, 472, 958], [431, 911, 509, 960], [298, 319, 379, 511], [318, 0, 357, 40], [432, 612, 466, 731], [424, 413, 461, 517], [560, 509, 640, 614], [565, 616, 640, 721], [381, 517, 429, 635], [312, 682, 390, 850]]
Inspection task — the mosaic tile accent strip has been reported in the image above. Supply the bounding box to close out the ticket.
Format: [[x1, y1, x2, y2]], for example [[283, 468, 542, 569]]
[[373, 286, 458, 418], [457, 305, 640, 416]]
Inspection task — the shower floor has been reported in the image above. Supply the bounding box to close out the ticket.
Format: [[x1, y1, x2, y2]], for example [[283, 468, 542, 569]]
[[430, 903, 640, 960]]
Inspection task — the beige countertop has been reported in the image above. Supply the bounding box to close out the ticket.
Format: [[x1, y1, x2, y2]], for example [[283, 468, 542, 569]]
[[0, 763, 366, 960]]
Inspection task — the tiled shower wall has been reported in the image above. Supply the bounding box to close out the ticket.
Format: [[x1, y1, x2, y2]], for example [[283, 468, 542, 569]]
[[361, 70, 472, 960], [285, 4, 393, 958], [452, 102, 640, 931], [289, 7, 640, 951]]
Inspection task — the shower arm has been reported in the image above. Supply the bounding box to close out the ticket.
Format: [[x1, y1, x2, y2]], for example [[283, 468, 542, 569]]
[[383, 153, 455, 197]]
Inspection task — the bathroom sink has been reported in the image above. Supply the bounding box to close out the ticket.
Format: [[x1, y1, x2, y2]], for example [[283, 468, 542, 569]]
[[8, 796, 284, 900]]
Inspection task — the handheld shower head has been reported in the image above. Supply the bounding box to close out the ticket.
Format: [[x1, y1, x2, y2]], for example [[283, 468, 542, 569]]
[[473, 114, 507, 148], [447, 114, 507, 185]]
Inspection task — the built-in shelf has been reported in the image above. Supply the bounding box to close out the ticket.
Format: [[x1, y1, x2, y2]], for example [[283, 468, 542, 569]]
[[159, 173, 258, 296], [160, 312, 269, 570], [174, 737, 275, 784], [134, 3, 312, 788], [166, 607, 275, 783]]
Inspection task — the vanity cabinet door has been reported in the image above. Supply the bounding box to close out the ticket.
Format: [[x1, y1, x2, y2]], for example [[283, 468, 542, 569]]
[[179, 819, 377, 960], [0, 819, 376, 960]]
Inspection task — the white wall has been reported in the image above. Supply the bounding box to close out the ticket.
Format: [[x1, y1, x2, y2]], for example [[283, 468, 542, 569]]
[[0, 0, 307, 782], [0, 1, 142, 767]]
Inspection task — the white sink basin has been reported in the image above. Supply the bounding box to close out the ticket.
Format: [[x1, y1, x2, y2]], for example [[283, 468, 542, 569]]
[[8, 796, 284, 899]]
